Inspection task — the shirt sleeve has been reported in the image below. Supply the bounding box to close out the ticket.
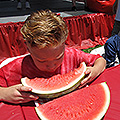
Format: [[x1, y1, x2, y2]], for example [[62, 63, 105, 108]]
[[72, 47, 102, 66], [0, 56, 25, 87], [77, 50, 102, 66], [0, 68, 7, 87]]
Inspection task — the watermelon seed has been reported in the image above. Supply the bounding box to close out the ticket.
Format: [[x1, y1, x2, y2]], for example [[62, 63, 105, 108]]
[[59, 111, 63, 116], [75, 71, 78, 75], [66, 82, 69, 85], [74, 113, 78, 118], [86, 108, 90, 112], [70, 113, 74, 118], [77, 112, 82, 116]]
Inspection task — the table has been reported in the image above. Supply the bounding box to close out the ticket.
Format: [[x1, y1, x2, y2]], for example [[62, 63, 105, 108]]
[[0, 64, 120, 120], [91, 65, 120, 119]]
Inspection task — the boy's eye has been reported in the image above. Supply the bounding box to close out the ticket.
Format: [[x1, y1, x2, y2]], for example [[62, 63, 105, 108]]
[[36, 59, 46, 63], [56, 52, 64, 60], [56, 54, 64, 60], [35, 52, 64, 62], [38, 60, 46, 63]]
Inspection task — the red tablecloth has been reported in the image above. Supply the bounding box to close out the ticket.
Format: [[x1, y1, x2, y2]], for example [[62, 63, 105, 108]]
[[0, 65, 120, 120], [91, 65, 120, 119]]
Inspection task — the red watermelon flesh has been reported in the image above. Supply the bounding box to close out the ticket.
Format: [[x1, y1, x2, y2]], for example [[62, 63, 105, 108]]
[[35, 82, 110, 120], [21, 62, 86, 98]]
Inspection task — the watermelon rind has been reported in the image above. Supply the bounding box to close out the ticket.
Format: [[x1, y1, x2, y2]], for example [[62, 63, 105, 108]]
[[21, 62, 86, 98], [93, 82, 110, 120], [34, 82, 110, 120], [35, 107, 49, 120]]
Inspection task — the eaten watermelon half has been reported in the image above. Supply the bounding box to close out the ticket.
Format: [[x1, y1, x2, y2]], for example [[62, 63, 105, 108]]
[[35, 82, 110, 120], [21, 62, 86, 98]]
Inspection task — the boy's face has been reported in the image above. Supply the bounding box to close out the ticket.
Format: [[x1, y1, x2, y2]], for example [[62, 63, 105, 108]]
[[27, 43, 65, 72]]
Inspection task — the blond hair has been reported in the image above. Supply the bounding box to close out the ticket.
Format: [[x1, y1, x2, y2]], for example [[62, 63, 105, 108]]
[[21, 10, 68, 48]]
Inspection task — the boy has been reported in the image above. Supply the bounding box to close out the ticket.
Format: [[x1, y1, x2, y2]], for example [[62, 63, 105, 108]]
[[0, 10, 106, 104]]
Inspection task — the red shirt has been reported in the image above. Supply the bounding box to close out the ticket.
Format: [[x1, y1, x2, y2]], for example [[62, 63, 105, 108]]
[[0, 47, 101, 87]]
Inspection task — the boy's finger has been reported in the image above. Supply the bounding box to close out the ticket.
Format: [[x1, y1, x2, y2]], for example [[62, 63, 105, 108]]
[[20, 86, 32, 92], [15, 84, 32, 92], [81, 78, 88, 85], [21, 92, 39, 99], [81, 74, 91, 84], [84, 68, 91, 74]]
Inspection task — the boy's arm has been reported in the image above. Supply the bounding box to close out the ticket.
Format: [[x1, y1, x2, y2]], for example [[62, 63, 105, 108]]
[[92, 57, 106, 75], [0, 84, 39, 104], [0, 68, 7, 87], [81, 57, 106, 85], [0, 66, 39, 104]]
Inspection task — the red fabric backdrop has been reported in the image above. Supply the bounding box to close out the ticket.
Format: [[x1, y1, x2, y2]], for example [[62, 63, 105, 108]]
[[0, 22, 27, 62], [0, 13, 115, 62], [64, 13, 115, 49]]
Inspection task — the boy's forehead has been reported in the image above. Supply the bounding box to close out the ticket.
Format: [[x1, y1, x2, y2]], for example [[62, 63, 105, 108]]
[[31, 44, 65, 59]]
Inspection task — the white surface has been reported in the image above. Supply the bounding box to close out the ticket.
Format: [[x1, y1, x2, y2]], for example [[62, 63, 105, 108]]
[[0, 12, 72, 23]]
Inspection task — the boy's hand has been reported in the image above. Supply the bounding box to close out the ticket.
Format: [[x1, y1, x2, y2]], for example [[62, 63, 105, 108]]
[[81, 57, 106, 86], [81, 67, 98, 85], [0, 84, 39, 104]]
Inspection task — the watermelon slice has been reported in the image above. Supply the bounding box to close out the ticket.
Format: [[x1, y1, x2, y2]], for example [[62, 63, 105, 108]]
[[21, 62, 86, 98], [35, 82, 110, 120]]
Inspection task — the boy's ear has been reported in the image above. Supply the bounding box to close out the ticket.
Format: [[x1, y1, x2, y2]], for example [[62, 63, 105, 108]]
[[24, 41, 27, 45], [25, 41, 30, 52], [27, 47, 30, 52]]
